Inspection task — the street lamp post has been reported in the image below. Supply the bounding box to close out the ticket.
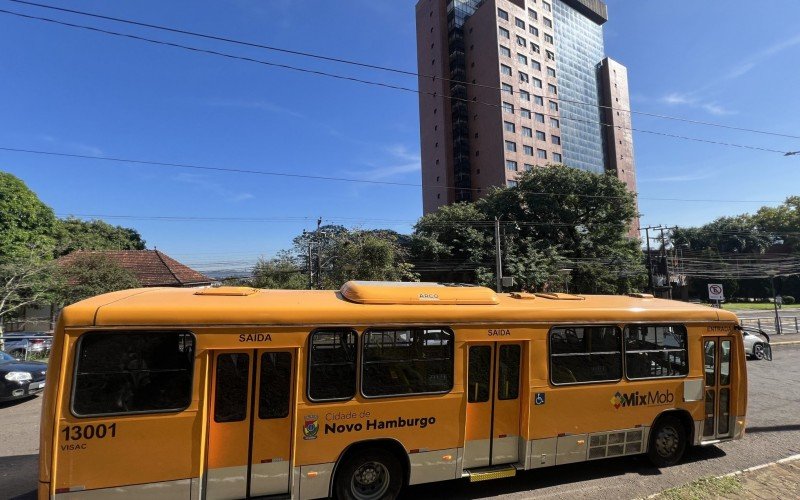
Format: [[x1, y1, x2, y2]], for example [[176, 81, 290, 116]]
[[558, 268, 573, 294]]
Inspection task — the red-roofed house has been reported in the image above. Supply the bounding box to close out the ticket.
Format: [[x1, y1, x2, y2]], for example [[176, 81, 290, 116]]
[[4, 250, 211, 333], [57, 250, 212, 287]]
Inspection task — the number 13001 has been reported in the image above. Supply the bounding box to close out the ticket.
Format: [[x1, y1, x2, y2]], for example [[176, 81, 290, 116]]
[[61, 423, 117, 441]]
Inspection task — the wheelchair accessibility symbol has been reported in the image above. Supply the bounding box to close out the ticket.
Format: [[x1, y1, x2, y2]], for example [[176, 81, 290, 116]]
[[535, 393, 545, 405]]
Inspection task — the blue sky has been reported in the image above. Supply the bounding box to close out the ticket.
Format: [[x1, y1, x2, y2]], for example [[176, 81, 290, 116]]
[[1, 0, 799, 273]]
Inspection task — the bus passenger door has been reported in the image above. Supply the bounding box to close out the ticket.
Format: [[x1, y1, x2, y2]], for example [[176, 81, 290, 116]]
[[206, 349, 295, 499], [249, 350, 294, 496], [702, 338, 733, 440], [463, 343, 523, 469]]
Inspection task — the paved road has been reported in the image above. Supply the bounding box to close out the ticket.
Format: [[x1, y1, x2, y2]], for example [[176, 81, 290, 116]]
[[3, 346, 799, 499], [728, 309, 800, 335]]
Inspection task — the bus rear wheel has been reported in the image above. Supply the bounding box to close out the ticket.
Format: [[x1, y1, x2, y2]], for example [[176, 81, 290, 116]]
[[334, 448, 403, 500], [648, 415, 687, 467]]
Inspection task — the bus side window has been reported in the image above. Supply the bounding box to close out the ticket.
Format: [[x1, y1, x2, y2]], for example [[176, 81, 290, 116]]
[[624, 325, 688, 379], [549, 326, 622, 385], [72, 331, 194, 417], [361, 328, 454, 397], [307, 329, 357, 401]]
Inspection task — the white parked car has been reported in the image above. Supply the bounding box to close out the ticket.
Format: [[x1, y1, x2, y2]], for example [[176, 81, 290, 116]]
[[741, 329, 771, 360]]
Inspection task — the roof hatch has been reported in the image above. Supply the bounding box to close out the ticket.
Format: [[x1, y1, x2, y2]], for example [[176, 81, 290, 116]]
[[194, 287, 259, 296], [533, 292, 585, 301], [340, 281, 499, 305]]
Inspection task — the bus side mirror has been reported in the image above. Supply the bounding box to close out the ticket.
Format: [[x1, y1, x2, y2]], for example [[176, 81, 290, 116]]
[[763, 343, 773, 361]]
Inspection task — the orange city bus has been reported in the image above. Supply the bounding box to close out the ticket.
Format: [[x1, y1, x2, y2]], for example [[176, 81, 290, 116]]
[[38, 281, 758, 499]]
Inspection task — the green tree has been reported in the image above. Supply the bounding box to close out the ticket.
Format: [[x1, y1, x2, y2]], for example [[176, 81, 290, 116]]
[[412, 166, 645, 293], [0, 172, 58, 259], [55, 253, 141, 305], [55, 218, 146, 256], [0, 249, 56, 336], [755, 196, 800, 251], [251, 251, 308, 289]]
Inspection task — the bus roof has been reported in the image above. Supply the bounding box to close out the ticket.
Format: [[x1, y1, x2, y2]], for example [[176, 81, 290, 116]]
[[58, 281, 737, 328]]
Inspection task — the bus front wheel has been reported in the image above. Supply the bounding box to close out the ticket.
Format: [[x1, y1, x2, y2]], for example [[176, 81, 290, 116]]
[[647, 415, 687, 467], [334, 448, 403, 500]]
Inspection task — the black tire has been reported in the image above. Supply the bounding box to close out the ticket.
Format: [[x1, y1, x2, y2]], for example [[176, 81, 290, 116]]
[[753, 343, 765, 360], [647, 415, 687, 467], [334, 448, 403, 500]]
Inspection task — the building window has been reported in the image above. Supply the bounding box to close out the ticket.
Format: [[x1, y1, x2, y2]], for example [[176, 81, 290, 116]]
[[537, 149, 547, 159], [553, 153, 562, 163], [499, 26, 510, 39], [528, 8, 538, 21], [519, 71, 529, 83], [524, 163, 534, 172], [519, 89, 530, 101], [308, 329, 357, 401], [543, 17, 552, 28], [550, 326, 622, 385], [546, 50, 555, 61], [516, 35, 526, 48], [531, 60, 541, 71], [523, 145, 534, 156], [506, 160, 518, 171], [502, 83, 513, 94], [515, 18, 525, 29], [550, 117, 560, 128], [72, 331, 194, 417], [534, 95, 544, 105], [529, 25, 539, 37], [501, 64, 512, 76], [535, 112, 545, 123], [532, 77, 542, 88], [517, 53, 528, 65], [548, 83, 558, 95], [361, 328, 454, 397], [551, 135, 561, 145], [549, 100, 558, 111], [547, 67, 556, 77], [521, 108, 531, 119], [500, 45, 511, 57], [502, 101, 514, 114], [624, 325, 688, 379], [536, 130, 546, 141], [497, 8, 509, 21], [522, 126, 533, 137], [505, 140, 517, 152], [504, 121, 515, 133], [531, 43, 541, 54], [544, 33, 554, 44], [507, 180, 518, 188], [543, 1, 552, 12]]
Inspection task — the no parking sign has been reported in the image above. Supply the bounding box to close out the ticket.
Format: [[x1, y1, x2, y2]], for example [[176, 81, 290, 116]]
[[708, 283, 724, 301]]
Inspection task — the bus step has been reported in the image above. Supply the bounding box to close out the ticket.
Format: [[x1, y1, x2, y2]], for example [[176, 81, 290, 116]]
[[465, 464, 517, 482]]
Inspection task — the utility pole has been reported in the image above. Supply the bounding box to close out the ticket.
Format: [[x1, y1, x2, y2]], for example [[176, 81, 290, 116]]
[[641, 225, 665, 296], [495, 217, 502, 292], [770, 274, 782, 335], [315, 218, 323, 289], [658, 227, 672, 299], [304, 230, 313, 289]]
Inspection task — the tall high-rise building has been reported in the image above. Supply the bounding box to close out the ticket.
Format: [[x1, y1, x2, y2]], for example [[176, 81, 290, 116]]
[[416, 0, 638, 231]]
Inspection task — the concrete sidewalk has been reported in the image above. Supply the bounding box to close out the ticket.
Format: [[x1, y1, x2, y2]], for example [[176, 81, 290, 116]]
[[647, 455, 800, 499]]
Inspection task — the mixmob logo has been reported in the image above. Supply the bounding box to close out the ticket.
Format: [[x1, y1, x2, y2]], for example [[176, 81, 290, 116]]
[[611, 390, 674, 409]]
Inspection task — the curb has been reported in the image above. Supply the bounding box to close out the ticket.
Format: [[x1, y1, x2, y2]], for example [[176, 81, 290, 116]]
[[722, 453, 800, 477], [644, 454, 800, 499], [771, 340, 800, 345]]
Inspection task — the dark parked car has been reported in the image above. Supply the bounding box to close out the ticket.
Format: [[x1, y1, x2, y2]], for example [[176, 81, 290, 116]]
[[1, 332, 52, 359], [0, 351, 47, 401]]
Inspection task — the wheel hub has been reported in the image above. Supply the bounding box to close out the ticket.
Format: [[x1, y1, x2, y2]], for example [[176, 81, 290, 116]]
[[351, 461, 390, 500]]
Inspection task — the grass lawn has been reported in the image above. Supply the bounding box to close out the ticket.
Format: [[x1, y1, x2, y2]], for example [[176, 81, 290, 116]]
[[723, 303, 800, 310]]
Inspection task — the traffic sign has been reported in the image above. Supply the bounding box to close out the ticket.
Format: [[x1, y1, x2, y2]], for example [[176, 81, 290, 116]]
[[708, 284, 724, 301]]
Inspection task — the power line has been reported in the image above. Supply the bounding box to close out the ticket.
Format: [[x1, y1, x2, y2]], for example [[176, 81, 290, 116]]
[[1, 146, 788, 204], [0, 8, 793, 155], [8, 0, 800, 141]]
